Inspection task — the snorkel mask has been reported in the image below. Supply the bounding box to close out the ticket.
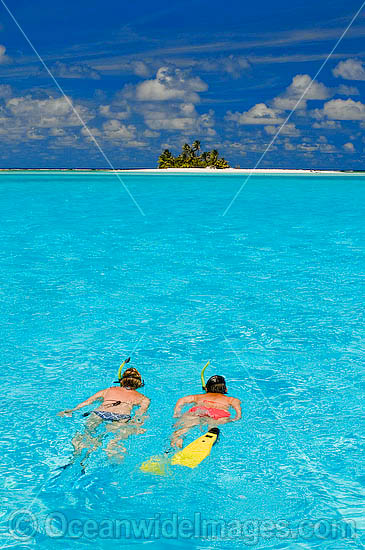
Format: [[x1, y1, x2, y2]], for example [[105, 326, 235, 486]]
[[200, 361, 227, 393]]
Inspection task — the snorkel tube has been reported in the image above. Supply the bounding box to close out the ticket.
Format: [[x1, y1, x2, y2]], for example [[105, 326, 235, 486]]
[[201, 361, 210, 391], [115, 356, 131, 383]]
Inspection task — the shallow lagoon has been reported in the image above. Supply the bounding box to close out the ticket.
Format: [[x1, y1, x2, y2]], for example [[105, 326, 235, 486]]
[[1, 172, 364, 549]]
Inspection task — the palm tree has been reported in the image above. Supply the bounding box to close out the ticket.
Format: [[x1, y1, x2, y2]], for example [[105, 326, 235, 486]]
[[208, 149, 219, 167], [157, 142, 230, 169], [192, 140, 201, 157], [216, 157, 230, 169], [158, 149, 174, 168], [182, 143, 192, 160]]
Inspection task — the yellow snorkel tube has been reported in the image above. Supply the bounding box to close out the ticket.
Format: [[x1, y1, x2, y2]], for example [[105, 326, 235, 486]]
[[201, 361, 210, 391], [116, 356, 131, 382]]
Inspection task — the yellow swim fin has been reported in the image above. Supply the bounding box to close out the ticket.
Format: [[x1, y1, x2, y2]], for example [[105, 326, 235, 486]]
[[140, 428, 220, 474], [140, 454, 171, 476], [171, 428, 219, 469]]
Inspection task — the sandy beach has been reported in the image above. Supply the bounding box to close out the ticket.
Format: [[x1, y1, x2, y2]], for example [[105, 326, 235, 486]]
[[121, 168, 352, 174], [0, 168, 363, 174]]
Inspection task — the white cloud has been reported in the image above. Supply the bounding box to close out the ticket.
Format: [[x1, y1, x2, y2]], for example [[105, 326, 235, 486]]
[[312, 120, 341, 129], [103, 67, 216, 136], [264, 123, 300, 136], [99, 102, 130, 120], [312, 98, 365, 121], [223, 141, 247, 154], [6, 95, 93, 128], [0, 84, 12, 99], [226, 103, 284, 125], [343, 142, 355, 152], [127, 67, 208, 103], [143, 107, 192, 131], [199, 55, 250, 78], [96, 55, 249, 80], [284, 140, 295, 151], [92, 59, 154, 78], [49, 127, 66, 136], [49, 61, 100, 80], [102, 119, 137, 141], [143, 129, 160, 138], [131, 61, 151, 78], [48, 133, 83, 150], [0, 85, 158, 149], [80, 126, 101, 138], [123, 140, 148, 148], [333, 59, 365, 81], [228, 74, 333, 138], [96, 119, 147, 147], [26, 129, 45, 140], [142, 101, 215, 134], [272, 74, 331, 111], [284, 139, 337, 153], [0, 45, 11, 64], [94, 65, 218, 137], [317, 143, 337, 153], [336, 84, 360, 96], [0, 91, 96, 147]]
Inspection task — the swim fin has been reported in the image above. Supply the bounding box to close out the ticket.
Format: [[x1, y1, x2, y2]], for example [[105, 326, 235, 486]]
[[140, 428, 220, 474], [140, 453, 172, 476], [171, 427, 219, 469]]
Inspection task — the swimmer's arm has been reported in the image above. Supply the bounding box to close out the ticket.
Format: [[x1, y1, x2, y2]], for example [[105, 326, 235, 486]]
[[134, 396, 150, 421], [58, 390, 106, 417], [173, 395, 197, 417], [229, 397, 242, 421]]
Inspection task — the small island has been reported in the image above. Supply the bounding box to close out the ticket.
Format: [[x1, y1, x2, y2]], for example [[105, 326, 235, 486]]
[[158, 141, 230, 169]]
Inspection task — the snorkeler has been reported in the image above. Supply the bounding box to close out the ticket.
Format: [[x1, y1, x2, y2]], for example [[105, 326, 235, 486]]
[[171, 374, 241, 448], [59, 366, 150, 464]]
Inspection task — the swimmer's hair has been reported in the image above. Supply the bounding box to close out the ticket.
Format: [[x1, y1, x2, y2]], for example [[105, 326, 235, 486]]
[[120, 367, 144, 389], [205, 375, 227, 394]]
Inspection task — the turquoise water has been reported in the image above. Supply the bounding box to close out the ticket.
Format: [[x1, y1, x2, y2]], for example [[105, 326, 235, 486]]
[[0, 172, 364, 550]]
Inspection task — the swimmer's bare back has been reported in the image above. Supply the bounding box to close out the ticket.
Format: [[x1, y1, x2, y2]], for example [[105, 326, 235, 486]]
[[59, 387, 150, 418], [173, 392, 241, 419], [193, 392, 238, 412]]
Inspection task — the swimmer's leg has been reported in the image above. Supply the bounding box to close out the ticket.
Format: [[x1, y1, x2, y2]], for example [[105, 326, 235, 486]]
[[206, 416, 232, 429], [104, 421, 143, 462], [71, 414, 104, 465], [171, 413, 201, 449]]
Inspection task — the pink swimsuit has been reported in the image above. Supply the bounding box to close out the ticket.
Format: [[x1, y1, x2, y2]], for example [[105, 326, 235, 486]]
[[188, 406, 230, 420]]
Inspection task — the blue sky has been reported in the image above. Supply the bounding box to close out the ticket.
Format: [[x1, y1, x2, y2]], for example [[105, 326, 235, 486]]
[[0, 0, 365, 168]]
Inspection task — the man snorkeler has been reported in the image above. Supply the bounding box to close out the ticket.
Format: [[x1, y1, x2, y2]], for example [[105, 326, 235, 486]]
[[59, 367, 150, 464], [171, 374, 241, 448]]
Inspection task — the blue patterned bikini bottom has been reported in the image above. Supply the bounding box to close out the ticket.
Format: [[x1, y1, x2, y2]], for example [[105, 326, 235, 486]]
[[93, 411, 131, 422]]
